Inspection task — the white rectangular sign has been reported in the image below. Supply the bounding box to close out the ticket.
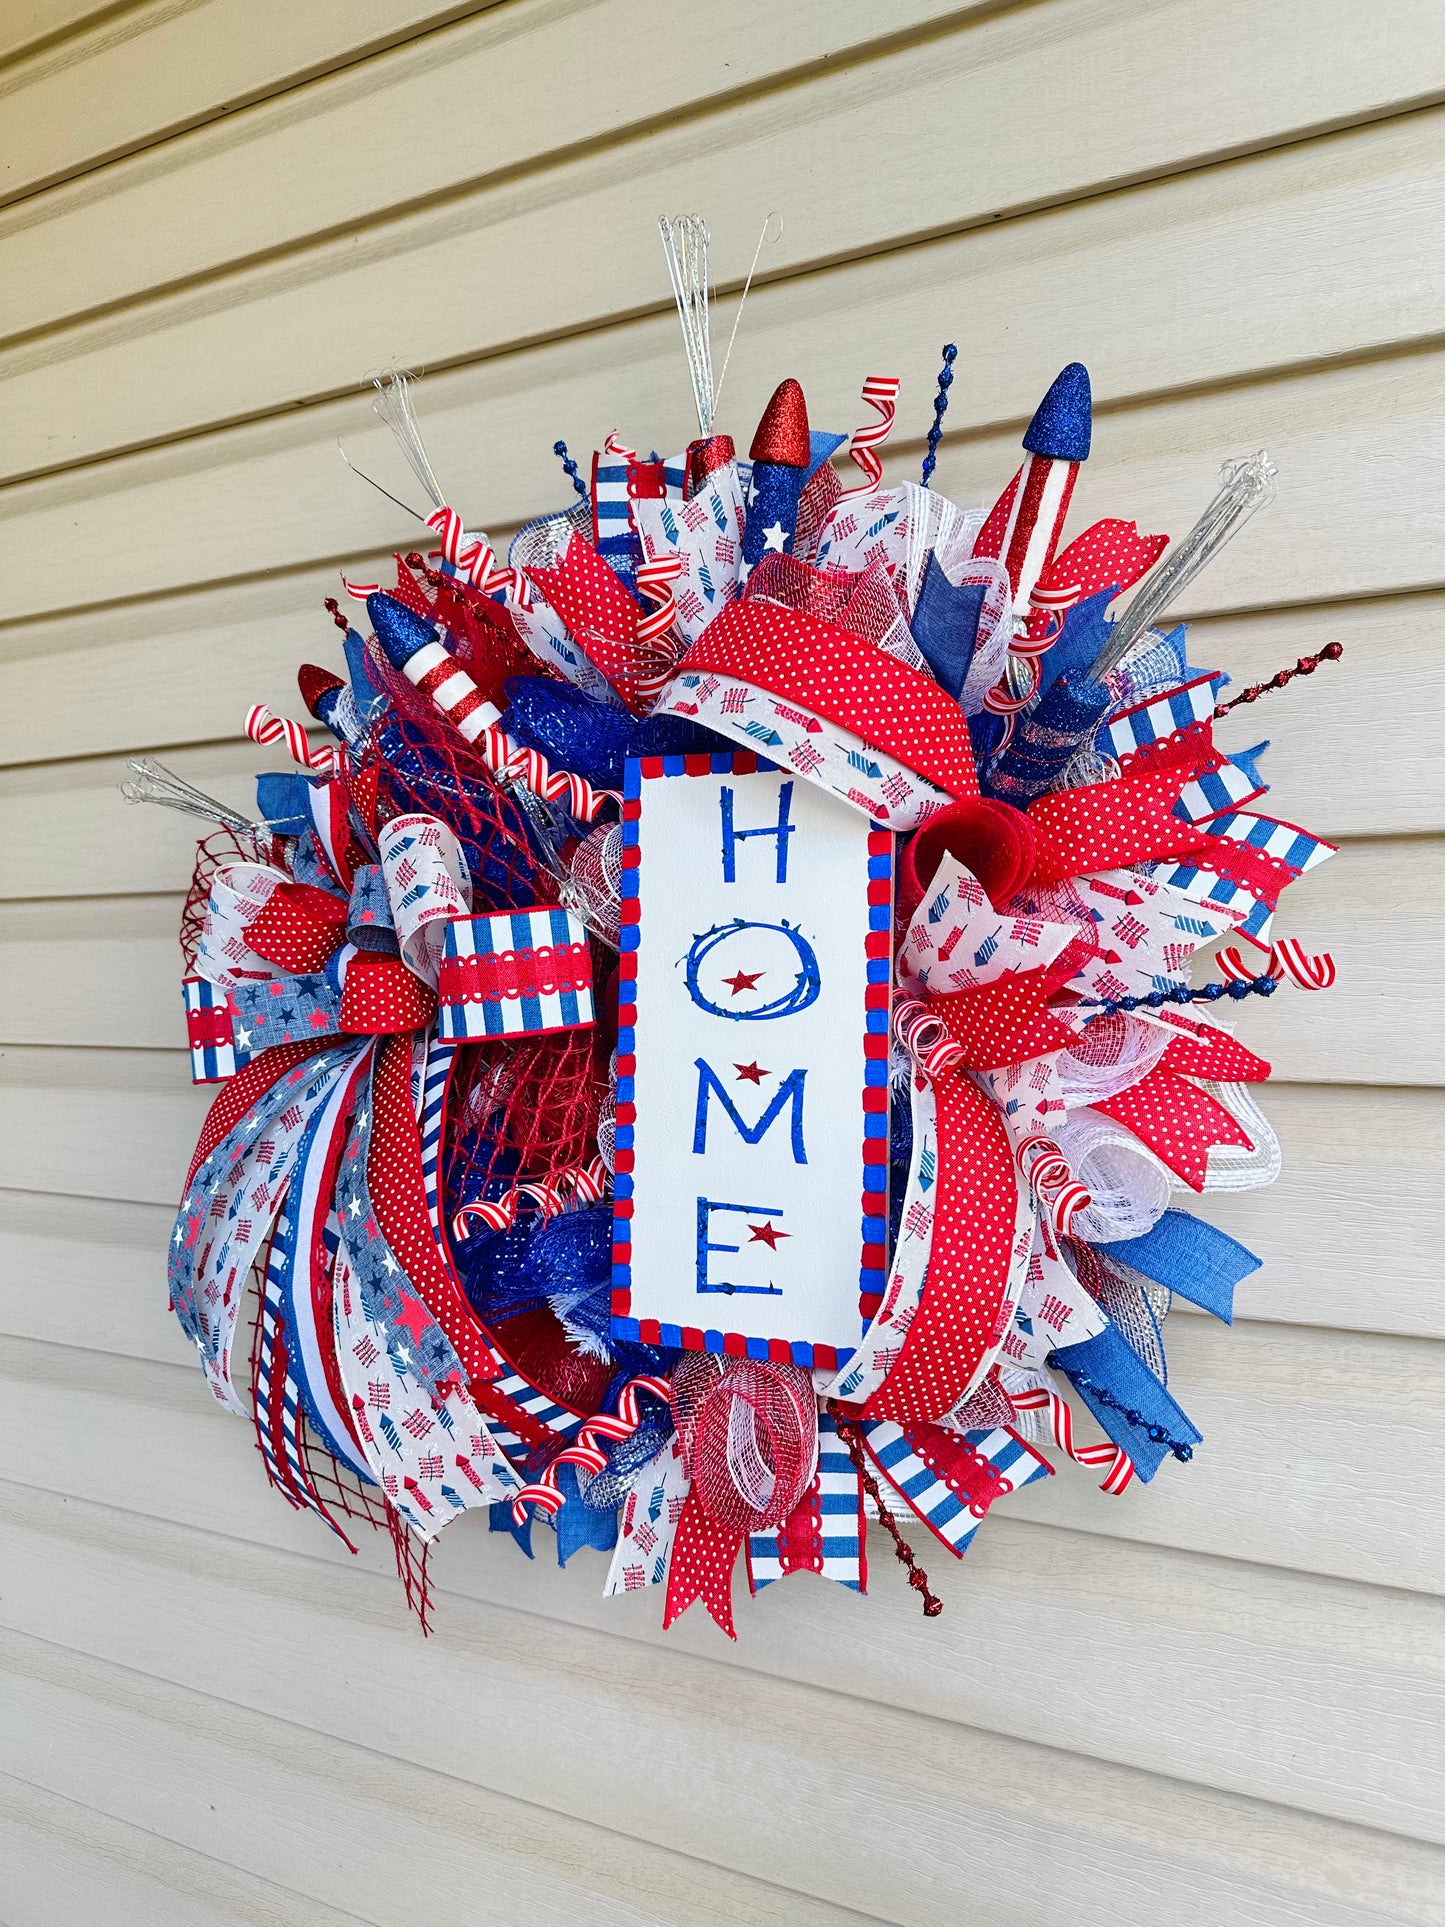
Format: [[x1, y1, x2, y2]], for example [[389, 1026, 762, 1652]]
[[612, 751, 890, 1370]]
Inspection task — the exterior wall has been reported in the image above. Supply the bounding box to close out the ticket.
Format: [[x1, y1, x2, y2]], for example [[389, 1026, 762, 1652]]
[[0, 3, 1441, 1921]]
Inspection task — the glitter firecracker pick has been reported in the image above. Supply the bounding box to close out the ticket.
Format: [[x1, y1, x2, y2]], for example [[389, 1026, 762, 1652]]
[[129, 217, 1342, 1641], [741, 377, 811, 569]]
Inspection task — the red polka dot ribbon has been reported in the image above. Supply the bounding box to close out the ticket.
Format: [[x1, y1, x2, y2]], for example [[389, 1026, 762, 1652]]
[[1094, 1067, 1254, 1192], [862, 1073, 1018, 1426], [681, 599, 981, 802], [1028, 764, 1208, 885]]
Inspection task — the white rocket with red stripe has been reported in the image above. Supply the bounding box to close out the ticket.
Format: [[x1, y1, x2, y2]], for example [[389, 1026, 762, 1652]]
[[975, 362, 1092, 626]]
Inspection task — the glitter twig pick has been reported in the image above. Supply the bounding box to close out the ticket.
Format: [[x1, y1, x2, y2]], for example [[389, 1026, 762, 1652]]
[[1214, 641, 1342, 716], [1090, 451, 1277, 679], [920, 343, 957, 489]]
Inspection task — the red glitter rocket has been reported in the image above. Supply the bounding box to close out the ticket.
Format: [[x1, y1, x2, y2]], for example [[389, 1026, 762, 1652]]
[[742, 377, 811, 568]]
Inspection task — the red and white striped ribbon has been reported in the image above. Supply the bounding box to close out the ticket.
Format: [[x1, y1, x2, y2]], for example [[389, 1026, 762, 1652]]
[[982, 652, 1044, 717], [1013, 1132, 1091, 1235], [244, 704, 341, 775], [340, 575, 381, 602], [1007, 1386, 1135, 1493], [425, 507, 533, 608], [451, 1157, 609, 1241], [511, 1372, 673, 1523], [838, 376, 901, 497], [1217, 940, 1336, 990], [633, 551, 685, 705], [893, 996, 966, 1078]]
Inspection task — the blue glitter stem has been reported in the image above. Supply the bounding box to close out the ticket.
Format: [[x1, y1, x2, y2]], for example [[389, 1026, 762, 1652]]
[[1081, 977, 1278, 1021], [1048, 1359, 1195, 1462], [553, 440, 591, 511], [920, 344, 958, 490]]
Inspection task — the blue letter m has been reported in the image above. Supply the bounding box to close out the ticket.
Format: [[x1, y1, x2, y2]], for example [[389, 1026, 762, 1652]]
[[692, 1059, 807, 1165]]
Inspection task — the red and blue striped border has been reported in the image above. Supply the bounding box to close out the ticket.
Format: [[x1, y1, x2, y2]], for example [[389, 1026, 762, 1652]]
[[610, 750, 892, 1372]]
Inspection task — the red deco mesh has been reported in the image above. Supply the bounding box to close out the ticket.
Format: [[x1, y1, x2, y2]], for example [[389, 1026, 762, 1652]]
[[364, 567, 610, 1407], [670, 1353, 817, 1534], [744, 551, 910, 653], [243, 1245, 436, 1628]]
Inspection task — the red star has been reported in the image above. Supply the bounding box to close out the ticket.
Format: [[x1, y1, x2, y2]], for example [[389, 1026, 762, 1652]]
[[723, 969, 765, 996], [733, 1061, 770, 1084], [747, 1221, 790, 1250]]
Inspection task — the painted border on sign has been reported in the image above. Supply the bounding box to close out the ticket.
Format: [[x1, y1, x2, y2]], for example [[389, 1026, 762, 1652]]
[[609, 749, 892, 1371]]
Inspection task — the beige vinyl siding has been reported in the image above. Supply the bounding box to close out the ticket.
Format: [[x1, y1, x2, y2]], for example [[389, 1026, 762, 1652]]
[[1, 3, 1442, 1921]]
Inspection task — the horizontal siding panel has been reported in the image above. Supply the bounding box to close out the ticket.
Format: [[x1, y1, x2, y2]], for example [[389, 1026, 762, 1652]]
[[3, 1476, 1442, 1845], [0, 1635, 866, 1927], [0, 0, 112, 66], [3, 581, 1441, 842], [3, 837, 1436, 1082], [4, 1074, 1438, 1345], [0, 1774, 369, 1927], [5, 84, 1443, 480], [0, 0, 974, 340], [2, 336, 1440, 627], [3, 1320, 1440, 1594], [4, 1622, 1444, 1927], [0, 0, 506, 207]]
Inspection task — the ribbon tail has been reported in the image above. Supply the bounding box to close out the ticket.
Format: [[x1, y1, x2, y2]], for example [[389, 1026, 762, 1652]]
[[663, 1488, 742, 1638], [1105, 1209, 1261, 1325], [855, 1416, 1051, 1557], [1049, 1324, 1202, 1482], [748, 1411, 867, 1594], [1094, 1067, 1254, 1191], [865, 1074, 1017, 1424]]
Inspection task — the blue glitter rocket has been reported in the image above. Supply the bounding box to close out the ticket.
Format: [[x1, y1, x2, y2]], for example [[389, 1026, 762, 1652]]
[[976, 361, 1093, 614], [742, 378, 811, 570]]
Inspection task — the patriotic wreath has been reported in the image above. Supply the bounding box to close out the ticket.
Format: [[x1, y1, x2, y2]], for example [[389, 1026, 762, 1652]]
[[134, 218, 1341, 1635]]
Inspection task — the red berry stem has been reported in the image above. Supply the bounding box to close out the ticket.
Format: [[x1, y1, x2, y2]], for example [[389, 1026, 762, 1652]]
[[832, 1413, 943, 1617], [1213, 640, 1342, 717]]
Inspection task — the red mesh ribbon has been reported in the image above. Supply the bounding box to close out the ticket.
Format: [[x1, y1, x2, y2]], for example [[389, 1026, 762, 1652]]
[[863, 1074, 1017, 1425], [664, 1355, 818, 1638], [1093, 1067, 1254, 1192], [681, 599, 980, 802], [1027, 764, 1207, 885], [743, 553, 902, 645]]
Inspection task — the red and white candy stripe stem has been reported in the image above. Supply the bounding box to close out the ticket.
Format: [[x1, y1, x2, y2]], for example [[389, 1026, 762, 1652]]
[[387, 631, 616, 822], [893, 997, 966, 1078], [1217, 940, 1335, 990], [1007, 1386, 1135, 1494], [244, 705, 342, 775], [451, 1157, 609, 1241], [633, 551, 685, 705], [839, 376, 901, 497], [425, 507, 533, 608], [511, 1373, 673, 1524], [1013, 1132, 1091, 1235]]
